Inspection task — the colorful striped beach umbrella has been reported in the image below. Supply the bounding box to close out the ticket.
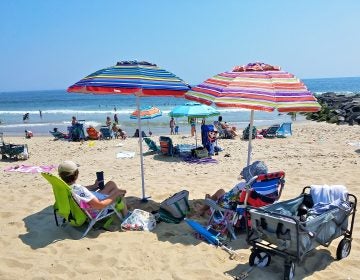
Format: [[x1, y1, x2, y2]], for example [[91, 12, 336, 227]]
[[68, 61, 190, 201], [185, 62, 321, 165], [130, 106, 162, 134], [130, 106, 162, 120]]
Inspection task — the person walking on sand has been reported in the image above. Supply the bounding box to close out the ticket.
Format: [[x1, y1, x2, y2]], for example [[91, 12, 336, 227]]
[[190, 118, 196, 137], [170, 117, 176, 135]]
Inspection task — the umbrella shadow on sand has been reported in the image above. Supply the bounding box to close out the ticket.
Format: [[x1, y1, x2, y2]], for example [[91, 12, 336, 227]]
[[130, 196, 251, 251], [18, 197, 214, 249]]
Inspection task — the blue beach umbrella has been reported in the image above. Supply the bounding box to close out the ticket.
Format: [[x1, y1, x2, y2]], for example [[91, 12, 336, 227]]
[[169, 102, 219, 146], [68, 60, 190, 201], [185, 219, 220, 245], [169, 102, 220, 118]]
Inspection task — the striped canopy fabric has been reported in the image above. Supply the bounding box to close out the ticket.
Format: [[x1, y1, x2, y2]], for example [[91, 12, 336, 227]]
[[67, 60, 190, 202], [185, 62, 321, 113], [68, 60, 190, 97], [130, 106, 162, 120]]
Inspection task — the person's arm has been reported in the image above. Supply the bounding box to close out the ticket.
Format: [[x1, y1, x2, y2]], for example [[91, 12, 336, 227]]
[[88, 195, 117, 209]]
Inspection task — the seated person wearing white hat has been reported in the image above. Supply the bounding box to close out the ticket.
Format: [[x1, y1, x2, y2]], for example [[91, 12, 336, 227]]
[[58, 160, 128, 216]]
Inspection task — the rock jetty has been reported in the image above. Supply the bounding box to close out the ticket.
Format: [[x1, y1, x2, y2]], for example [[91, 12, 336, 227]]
[[305, 92, 360, 125]]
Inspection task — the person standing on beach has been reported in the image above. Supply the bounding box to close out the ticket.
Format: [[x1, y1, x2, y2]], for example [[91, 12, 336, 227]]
[[114, 113, 119, 125], [169, 117, 176, 135], [190, 118, 196, 137]]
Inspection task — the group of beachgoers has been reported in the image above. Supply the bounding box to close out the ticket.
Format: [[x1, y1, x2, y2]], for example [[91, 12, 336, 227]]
[[57, 159, 267, 227], [169, 115, 238, 137], [49, 115, 127, 141]]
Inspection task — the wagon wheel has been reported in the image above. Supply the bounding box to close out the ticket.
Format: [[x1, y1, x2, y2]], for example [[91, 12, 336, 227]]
[[336, 238, 351, 260], [284, 260, 295, 280], [249, 250, 271, 267]]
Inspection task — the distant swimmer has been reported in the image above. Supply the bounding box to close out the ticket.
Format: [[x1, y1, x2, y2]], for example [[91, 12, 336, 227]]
[[39, 110, 42, 119], [23, 113, 30, 122]]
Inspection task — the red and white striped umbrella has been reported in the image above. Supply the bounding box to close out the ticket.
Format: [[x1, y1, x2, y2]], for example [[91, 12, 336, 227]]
[[185, 62, 321, 165]]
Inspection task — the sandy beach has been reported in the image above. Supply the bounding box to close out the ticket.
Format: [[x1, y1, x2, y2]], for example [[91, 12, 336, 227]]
[[0, 121, 359, 280]]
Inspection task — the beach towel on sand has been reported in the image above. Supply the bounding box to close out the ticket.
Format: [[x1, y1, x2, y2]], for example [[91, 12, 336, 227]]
[[4, 164, 56, 173], [183, 156, 218, 164], [116, 151, 135, 158]]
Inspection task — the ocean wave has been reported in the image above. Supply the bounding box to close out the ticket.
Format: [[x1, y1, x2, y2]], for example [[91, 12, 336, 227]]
[[313, 91, 359, 95], [0, 107, 249, 116], [0, 109, 135, 115], [0, 120, 103, 128]]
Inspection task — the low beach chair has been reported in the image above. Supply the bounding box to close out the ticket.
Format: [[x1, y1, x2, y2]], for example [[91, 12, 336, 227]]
[[86, 126, 101, 140], [100, 126, 113, 140], [68, 121, 86, 141], [213, 121, 233, 139], [242, 125, 257, 140], [159, 136, 175, 156], [0, 132, 29, 160], [205, 171, 285, 240], [276, 122, 292, 138], [49, 129, 68, 140], [143, 137, 160, 153], [41, 172, 123, 238], [261, 124, 281, 138]]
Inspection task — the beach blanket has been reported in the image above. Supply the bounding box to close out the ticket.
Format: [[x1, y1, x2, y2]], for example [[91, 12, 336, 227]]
[[4, 164, 56, 173], [116, 151, 135, 158], [182, 156, 218, 164]]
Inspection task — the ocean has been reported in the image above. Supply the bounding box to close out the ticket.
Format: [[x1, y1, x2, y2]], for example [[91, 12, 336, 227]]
[[0, 77, 359, 136]]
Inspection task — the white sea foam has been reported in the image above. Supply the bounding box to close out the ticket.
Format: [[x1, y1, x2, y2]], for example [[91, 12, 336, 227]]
[[0, 109, 134, 115]]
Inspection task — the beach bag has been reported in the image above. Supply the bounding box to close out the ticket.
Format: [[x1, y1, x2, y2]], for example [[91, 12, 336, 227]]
[[192, 147, 209, 159], [159, 190, 190, 223], [121, 209, 156, 231]]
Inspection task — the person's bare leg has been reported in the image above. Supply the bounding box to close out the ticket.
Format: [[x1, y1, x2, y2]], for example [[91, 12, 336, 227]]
[[198, 189, 226, 216], [102, 181, 126, 198], [102, 182, 129, 217]]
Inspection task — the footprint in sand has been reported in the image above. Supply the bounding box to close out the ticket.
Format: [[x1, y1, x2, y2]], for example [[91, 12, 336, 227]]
[[2, 258, 33, 269]]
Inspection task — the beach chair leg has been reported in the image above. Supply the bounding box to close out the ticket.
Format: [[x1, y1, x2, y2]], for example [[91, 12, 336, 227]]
[[81, 220, 96, 239]]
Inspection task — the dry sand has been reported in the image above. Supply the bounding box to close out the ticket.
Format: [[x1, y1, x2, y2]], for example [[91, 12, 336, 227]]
[[0, 121, 359, 280]]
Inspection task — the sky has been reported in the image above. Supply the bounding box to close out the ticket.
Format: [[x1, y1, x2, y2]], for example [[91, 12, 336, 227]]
[[1, 0, 360, 92]]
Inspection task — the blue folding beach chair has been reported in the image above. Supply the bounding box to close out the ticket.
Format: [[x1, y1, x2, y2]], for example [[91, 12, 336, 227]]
[[276, 122, 292, 138], [100, 126, 113, 140], [143, 137, 160, 153]]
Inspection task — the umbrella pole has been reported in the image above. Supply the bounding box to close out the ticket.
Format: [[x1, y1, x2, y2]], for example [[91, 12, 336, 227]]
[[195, 120, 198, 147], [136, 93, 148, 202], [246, 110, 255, 166]]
